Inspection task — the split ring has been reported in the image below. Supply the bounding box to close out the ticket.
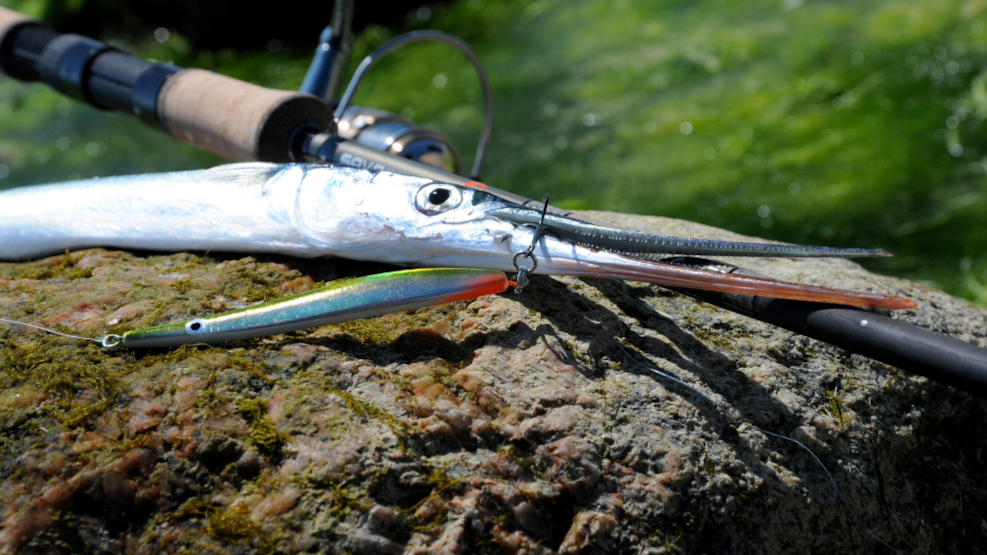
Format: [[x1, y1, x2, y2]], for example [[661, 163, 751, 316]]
[[512, 251, 538, 273]]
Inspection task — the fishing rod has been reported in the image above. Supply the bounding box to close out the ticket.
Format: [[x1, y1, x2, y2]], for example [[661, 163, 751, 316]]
[[1, 5, 986, 396], [0, 4, 502, 194], [0, 4, 581, 217], [662, 258, 987, 398]]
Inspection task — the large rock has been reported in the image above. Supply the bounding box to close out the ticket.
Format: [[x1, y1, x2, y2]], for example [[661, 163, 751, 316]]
[[0, 212, 985, 554]]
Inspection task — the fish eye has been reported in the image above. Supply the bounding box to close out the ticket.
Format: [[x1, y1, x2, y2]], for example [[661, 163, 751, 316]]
[[429, 189, 450, 205], [186, 319, 207, 334], [415, 184, 463, 215]]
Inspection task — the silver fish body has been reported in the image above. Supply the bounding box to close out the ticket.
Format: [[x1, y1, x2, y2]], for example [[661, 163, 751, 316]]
[[0, 163, 915, 309], [1, 164, 353, 260], [0, 162, 687, 271], [0, 163, 539, 268]]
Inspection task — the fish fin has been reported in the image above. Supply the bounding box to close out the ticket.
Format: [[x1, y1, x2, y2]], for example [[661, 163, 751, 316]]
[[198, 163, 283, 187]]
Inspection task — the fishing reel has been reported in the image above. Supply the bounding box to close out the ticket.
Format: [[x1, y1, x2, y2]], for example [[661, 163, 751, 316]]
[[335, 106, 460, 174], [296, 0, 491, 180]]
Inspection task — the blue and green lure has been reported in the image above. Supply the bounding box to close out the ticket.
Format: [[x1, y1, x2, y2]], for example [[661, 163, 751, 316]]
[[1, 268, 512, 349]]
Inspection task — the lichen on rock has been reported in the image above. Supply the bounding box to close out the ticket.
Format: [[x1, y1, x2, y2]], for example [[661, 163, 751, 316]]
[[1, 213, 986, 554]]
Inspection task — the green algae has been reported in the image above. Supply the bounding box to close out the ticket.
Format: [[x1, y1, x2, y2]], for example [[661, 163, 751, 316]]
[[883, 367, 907, 389], [235, 397, 289, 461], [220, 260, 300, 303], [702, 450, 716, 477], [325, 386, 412, 451], [142, 495, 276, 555], [227, 351, 278, 386], [333, 318, 397, 346], [62, 392, 115, 428], [399, 464, 465, 531], [172, 495, 213, 521], [826, 388, 852, 431], [500, 444, 548, 482], [326, 479, 367, 521], [207, 503, 273, 554], [690, 325, 744, 351], [0, 252, 93, 282], [332, 304, 463, 347], [0, 335, 119, 428]]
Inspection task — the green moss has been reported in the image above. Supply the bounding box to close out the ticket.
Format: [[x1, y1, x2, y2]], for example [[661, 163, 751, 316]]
[[0, 330, 238, 436], [227, 352, 277, 386], [662, 531, 684, 550], [0, 336, 119, 428], [173, 495, 213, 521], [324, 480, 364, 520], [557, 334, 597, 369], [883, 368, 906, 388], [173, 276, 194, 294], [691, 326, 741, 351], [196, 388, 227, 409], [325, 386, 411, 451], [63, 393, 115, 427], [826, 389, 851, 431], [400, 464, 464, 531], [328, 300, 464, 348], [219, 260, 299, 303], [492, 509, 516, 530], [333, 318, 397, 346], [702, 451, 716, 477], [0, 251, 93, 281], [235, 397, 289, 461], [207, 504, 272, 554]]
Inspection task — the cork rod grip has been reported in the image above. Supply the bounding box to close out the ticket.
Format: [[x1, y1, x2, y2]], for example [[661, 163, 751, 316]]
[[157, 69, 331, 162]]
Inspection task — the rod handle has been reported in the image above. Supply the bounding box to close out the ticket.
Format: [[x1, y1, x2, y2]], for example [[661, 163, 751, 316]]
[[156, 69, 331, 162]]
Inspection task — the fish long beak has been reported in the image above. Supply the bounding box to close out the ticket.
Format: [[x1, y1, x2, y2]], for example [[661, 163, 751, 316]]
[[486, 205, 916, 310], [487, 205, 892, 258]]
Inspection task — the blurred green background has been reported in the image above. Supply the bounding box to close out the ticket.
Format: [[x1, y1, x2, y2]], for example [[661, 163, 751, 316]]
[[2, 0, 987, 306]]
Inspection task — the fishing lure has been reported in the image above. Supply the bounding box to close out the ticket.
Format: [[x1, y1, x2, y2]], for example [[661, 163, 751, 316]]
[[0, 163, 915, 309], [1, 268, 511, 349]]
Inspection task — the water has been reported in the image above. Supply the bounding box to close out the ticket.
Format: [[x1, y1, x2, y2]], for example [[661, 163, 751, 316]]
[[2, 0, 987, 305]]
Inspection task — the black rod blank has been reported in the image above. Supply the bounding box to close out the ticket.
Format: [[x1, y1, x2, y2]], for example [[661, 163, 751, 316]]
[[0, 16, 178, 126]]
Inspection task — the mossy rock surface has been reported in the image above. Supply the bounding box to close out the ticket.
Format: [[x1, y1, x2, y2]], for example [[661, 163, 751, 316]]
[[0, 212, 985, 554]]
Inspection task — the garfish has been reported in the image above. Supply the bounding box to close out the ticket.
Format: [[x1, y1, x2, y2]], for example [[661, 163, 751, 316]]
[[0, 162, 915, 309]]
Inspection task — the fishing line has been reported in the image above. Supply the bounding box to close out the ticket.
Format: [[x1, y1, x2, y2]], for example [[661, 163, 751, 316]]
[[0, 317, 103, 345], [573, 296, 901, 554], [0, 317, 125, 348], [512, 193, 550, 293]]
